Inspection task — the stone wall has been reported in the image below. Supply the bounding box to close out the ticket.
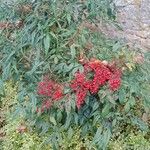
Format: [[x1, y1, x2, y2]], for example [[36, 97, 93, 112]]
[[99, 0, 150, 51]]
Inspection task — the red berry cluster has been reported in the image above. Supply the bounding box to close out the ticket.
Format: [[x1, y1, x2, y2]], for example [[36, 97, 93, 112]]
[[71, 59, 122, 109], [36, 59, 122, 111], [37, 78, 63, 112]]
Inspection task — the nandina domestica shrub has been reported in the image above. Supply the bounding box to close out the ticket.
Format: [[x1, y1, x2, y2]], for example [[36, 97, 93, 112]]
[[1, 0, 150, 149]]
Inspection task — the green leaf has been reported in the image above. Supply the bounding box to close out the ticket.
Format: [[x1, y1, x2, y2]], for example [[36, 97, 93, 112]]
[[129, 97, 135, 107], [82, 123, 89, 136], [92, 102, 99, 112], [72, 66, 80, 75], [50, 116, 57, 125], [54, 57, 58, 64], [74, 113, 78, 125], [92, 127, 102, 144], [131, 117, 148, 131], [5, 50, 15, 64], [119, 89, 127, 104], [50, 32, 58, 45], [31, 31, 36, 46], [112, 42, 121, 52], [2, 63, 11, 80], [44, 34, 50, 55], [67, 127, 73, 139], [29, 93, 37, 112], [27, 61, 44, 75], [0, 79, 4, 95], [124, 101, 130, 112], [67, 13, 71, 25], [40, 122, 49, 134], [101, 129, 111, 149], [57, 111, 63, 122], [102, 103, 110, 117], [18, 89, 26, 103], [70, 44, 76, 59], [64, 113, 72, 129], [78, 65, 84, 73]]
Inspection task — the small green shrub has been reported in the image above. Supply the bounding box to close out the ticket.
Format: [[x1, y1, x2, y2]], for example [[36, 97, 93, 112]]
[[3, 118, 52, 150], [58, 127, 96, 150], [109, 132, 150, 150], [1, 80, 18, 112], [1, 81, 51, 150]]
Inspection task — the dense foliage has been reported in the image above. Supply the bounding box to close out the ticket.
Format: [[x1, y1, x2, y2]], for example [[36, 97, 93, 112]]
[[0, 0, 150, 149]]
